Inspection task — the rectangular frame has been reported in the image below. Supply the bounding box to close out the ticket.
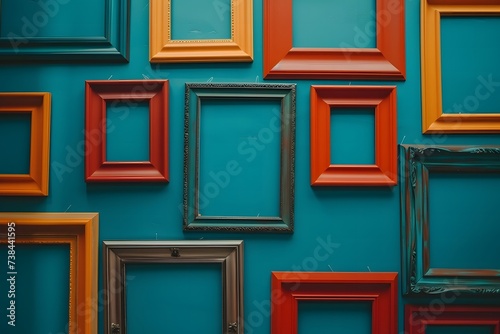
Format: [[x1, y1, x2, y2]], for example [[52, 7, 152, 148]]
[[0, 0, 129, 62], [405, 305, 500, 334], [0, 93, 51, 196], [103, 240, 244, 334], [263, 0, 405, 79], [271, 272, 398, 334], [183, 83, 295, 233], [310, 85, 397, 186], [150, 0, 253, 62], [421, 0, 500, 133], [400, 144, 500, 296], [85, 80, 169, 182], [0, 212, 99, 334]]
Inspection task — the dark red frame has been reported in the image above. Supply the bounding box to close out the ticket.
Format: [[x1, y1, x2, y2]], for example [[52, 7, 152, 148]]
[[263, 0, 406, 79], [85, 80, 169, 182], [271, 272, 398, 334], [405, 305, 500, 333]]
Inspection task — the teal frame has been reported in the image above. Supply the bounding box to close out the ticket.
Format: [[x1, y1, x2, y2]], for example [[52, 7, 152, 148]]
[[400, 144, 500, 296], [0, 0, 129, 61]]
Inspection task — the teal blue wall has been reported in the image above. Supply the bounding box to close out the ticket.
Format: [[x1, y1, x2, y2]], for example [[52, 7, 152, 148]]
[[1, 0, 500, 333]]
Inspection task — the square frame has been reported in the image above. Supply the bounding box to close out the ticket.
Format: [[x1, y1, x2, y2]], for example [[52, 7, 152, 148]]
[[263, 0, 405, 79], [103, 240, 244, 334], [0, 93, 51, 196], [0, 212, 99, 334], [271, 272, 398, 334], [85, 80, 169, 182], [310, 85, 397, 186], [0, 0, 129, 62], [150, 0, 253, 62], [400, 145, 500, 296], [405, 305, 500, 334], [183, 83, 295, 233], [421, 0, 500, 133]]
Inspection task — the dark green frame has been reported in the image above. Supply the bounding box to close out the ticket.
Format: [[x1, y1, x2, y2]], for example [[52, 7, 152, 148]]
[[400, 144, 500, 296], [0, 0, 129, 61], [183, 83, 296, 233]]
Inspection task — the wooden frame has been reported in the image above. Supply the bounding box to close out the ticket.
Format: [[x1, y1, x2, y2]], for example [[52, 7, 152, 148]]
[[183, 83, 295, 233], [400, 145, 500, 296], [103, 240, 243, 334], [405, 305, 500, 333], [263, 0, 405, 79], [421, 0, 500, 133], [85, 80, 169, 182], [0, 93, 51, 196], [310, 85, 397, 186], [0, 212, 99, 334], [0, 0, 129, 62], [150, 0, 253, 62], [271, 272, 398, 334]]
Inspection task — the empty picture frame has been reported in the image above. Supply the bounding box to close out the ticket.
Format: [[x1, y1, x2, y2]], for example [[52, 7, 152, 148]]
[[421, 0, 500, 133], [271, 272, 398, 334], [103, 240, 243, 334], [150, 0, 253, 62], [85, 80, 169, 182], [0, 212, 99, 334], [0, 93, 51, 196], [0, 0, 129, 62], [183, 83, 295, 232], [405, 305, 500, 334], [400, 145, 500, 296], [310, 85, 397, 186], [263, 0, 405, 79]]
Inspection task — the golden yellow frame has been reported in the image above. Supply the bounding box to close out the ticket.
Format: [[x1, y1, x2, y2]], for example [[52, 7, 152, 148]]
[[421, 0, 500, 133], [0, 93, 51, 195], [150, 0, 253, 63], [0, 213, 99, 334]]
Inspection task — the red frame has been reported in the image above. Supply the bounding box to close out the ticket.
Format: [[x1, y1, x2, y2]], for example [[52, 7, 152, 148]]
[[310, 85, 397, 186], [406, 305, 500, 334], [85, 80, 169, 182], [271, 272, 398, 334], [263, 0, 405, 80]]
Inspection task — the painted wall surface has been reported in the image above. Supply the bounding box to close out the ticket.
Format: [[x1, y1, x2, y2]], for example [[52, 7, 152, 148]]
[[1, 0, 500, 333]]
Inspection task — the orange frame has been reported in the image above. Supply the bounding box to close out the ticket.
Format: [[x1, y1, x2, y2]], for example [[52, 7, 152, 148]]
[[271, 272, 398, 334], [310, 86, 397, 186], [421, 0, 500, 133], [0, 212, 99, 334], [263, 0, 405, 79], [0, 93, 51, 196], [150, 0, 253, 62]]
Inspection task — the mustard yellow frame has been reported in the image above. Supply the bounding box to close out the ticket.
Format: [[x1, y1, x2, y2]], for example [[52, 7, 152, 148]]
[[150, 0, 253, 63], [0, 213, 99, 334], [421, 0, 500, 133], [0, 93, 51, 195]]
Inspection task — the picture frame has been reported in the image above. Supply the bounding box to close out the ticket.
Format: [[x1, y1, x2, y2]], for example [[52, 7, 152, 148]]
[[85, 80, 169, 182], [405, 305, 500, 333], [271, 272, 398, 334], [0, 212, 99, 334], [263, 0, 405, 79], [0, 93, 51, 196], [400, 145, 500, 296], [150, 0, 253, 62], [183, 83, 295, 233], [310, 85, 397, 186], [421, 0, 500, 133], [0, 0, 129, 62], [103, 240, 243, 334]]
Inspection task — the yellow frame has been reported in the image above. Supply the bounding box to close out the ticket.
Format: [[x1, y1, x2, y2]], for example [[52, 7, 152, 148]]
[[0, 213, 99, 334], [150, 0, 253, 63], [421, 0, 500, 133], [0, 93, 51, 195]]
